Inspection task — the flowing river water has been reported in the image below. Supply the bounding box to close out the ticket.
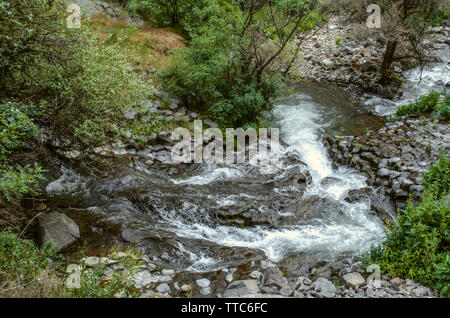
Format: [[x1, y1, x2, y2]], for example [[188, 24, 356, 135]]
[[45, 83, 387, 273], [44, 47, 448, 274]]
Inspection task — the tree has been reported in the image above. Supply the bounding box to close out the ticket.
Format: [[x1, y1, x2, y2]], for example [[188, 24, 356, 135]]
[[161, 0, 321, 127], [377, 0, 439, 83], [0, 0, 77, 97]]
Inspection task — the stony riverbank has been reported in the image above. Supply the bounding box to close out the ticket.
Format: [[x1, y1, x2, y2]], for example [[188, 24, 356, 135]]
[[293, 16, 450, 99], [64, 251, 438, 298], [324, 117, 450, 217]]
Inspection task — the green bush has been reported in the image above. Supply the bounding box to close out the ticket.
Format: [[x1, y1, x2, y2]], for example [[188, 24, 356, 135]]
[[125, 0, 210, 31], [0, 0, 77, 96], [363, 156, 450, 297], [395, 91, 447, 120], [161, 27, 284, 127], [63, 250, 141, 298], [0, 102, 39, 160], [0, 229, 59, 287], [0, 102, 44, 201], [0, 164, 45, 201]]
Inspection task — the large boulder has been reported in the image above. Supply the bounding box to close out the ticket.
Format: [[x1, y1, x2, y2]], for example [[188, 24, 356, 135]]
[[313, 277, 336, 298], [38, 212, 80, 251], [264, 267, 287, 289], [223, 280, 260, 298]]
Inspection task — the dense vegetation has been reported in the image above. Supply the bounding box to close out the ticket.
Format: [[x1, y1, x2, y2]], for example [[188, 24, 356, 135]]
[[0, 229, 141, 297], [363, 156, 450, 297], [394, 91, 450, 121], [131, 0, 324, 127]]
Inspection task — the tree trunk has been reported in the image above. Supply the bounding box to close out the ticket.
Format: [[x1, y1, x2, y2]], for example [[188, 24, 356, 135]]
[[379, 40, 398, 84]]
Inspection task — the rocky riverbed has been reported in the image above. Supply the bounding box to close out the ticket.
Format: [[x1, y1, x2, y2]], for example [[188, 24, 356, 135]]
[[27, 4, 448, 299], [34, 85, 442, 299], [294, 16, 450, 99], [325, 117, 450, 218]]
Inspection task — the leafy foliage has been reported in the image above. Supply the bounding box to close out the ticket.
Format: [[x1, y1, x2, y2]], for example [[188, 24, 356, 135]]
[[395, 91, 449, 121], [161, 0, 321, 127], [63, 249, 141, 298], [363, 156, 450, 297], [0, 229, 59, 287], [0, 102, 39, 160], [0, 0, 77, 96]]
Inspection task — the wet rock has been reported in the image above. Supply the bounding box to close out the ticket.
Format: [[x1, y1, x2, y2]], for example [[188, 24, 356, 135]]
[[223, 280, 260, 297], [38, 212, 80, 251], [264, 268, 287, 289]]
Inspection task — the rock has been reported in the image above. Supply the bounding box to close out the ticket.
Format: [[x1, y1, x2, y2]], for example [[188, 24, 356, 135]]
[[321, 58, 335, 69], [264, 268, 287, 289], [223, 280, 260, 297], [343, 272, 366, 289], [313, 277, 336, 298], [100, 257, 118, 265], [279, 285, 294, 296], [390, 277, 402, 286], [342, 46, 354, 55], [181, 284, 192, 293], [249, 270, 263, 280], [377, 168, 391, 177], [133, 270, 157, 289], [124, 109, 137, 120], [158, 275, 172, 283], [260, 260, 277, 269], [83, 256, 100, 267], [362, 62, 378, 73], [62, 150, 81, 159], [161, 269, 175, 276], [38, 212, 80, 251], [413, 286, 428, 297], [196, 278, 211, 288], [156, 283, 171, 294], [200, 287, 211, 295]]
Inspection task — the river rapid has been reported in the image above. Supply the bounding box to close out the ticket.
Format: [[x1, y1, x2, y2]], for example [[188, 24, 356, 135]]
[[45, 83, 387, 275]]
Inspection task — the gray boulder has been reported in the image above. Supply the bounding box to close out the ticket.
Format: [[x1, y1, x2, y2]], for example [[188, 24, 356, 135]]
[[224, 280, 260, 298], [313, 277, 336, 298], [38, 212, 80, 251], [264, 267, 287, 289]]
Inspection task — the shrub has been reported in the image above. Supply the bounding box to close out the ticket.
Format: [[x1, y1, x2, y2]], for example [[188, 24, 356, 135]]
[[363, 156, 450, 297], [161, 27, 284, 127], [161, 0, 320, 127], [0, 229, 59, 288], [0, 0, 77, 96], [395, 91, 447, 120], [63, 249, 141, 298], [0, 164, 45, 201], [0, 102, 39, 160]]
